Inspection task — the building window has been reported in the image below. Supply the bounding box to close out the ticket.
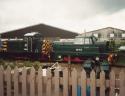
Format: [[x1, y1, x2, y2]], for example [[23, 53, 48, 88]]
[[110, 33, 115, 38], [93, 33, 98, 38], [122, 33, 125, 38]]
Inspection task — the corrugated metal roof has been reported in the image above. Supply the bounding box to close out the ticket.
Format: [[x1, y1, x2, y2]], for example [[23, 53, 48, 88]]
[[1, 24, 78, 39]]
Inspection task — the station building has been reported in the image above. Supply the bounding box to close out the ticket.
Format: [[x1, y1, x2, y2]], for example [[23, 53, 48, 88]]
[[81, 27, 125, 41]]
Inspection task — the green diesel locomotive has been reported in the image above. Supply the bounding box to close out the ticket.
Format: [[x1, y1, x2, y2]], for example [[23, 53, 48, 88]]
[[52, 35, 114, 63]]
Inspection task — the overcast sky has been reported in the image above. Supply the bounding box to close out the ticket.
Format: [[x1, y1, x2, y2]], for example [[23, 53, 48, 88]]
[[0, 0, 125, 33]]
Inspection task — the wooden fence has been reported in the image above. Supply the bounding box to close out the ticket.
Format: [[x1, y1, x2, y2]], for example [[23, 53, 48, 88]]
[[0, 66, 125, 96]]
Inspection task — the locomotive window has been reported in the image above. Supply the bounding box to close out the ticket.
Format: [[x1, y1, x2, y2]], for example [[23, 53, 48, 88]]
[[89, 38, 93, 44], [74, 37, 93, 44], [84, 38, 90, 44], [92, 37, 97, 43], [74, 38, 83, 44]]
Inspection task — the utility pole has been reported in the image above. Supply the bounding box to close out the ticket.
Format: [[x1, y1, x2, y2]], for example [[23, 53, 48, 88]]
[[84, 29, 86, 37]]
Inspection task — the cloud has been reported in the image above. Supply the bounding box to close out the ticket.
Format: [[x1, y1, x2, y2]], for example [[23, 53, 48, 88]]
[[79, 9, 125, 32], [45, 9, 125, 33], [96, 0, 125, 13], [0, 0, 125, 33]]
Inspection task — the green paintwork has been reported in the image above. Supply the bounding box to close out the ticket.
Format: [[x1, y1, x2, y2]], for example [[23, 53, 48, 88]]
[[53, 36, 110, 60]]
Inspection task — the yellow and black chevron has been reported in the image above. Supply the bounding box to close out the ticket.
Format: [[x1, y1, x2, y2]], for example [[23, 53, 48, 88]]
[[42, 39, 52, 56], [1, 41, 8, 52]]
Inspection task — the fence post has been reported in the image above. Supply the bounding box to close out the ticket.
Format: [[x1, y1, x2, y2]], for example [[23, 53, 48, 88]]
[[119, 70, 125, 96], [90, 70, 96, 96], [38, 67, 43, 96], [63, 68, 68, 96], [6, 66, 11, 96], [72, 68, 77, 96], [100, 71, 105, 96], [22, 67, 27, 96], [80, 69, 86, 96], [30, 67, 35, 96], [0, 66, 4, 96], [46, 68, 52, 96], [54, 68, 60, 96], [14, 67, 19, 96], [109, 70, 115, 96]]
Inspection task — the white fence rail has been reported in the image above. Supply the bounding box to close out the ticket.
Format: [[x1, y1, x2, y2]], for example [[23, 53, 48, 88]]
[[0, 66, 125, 96]]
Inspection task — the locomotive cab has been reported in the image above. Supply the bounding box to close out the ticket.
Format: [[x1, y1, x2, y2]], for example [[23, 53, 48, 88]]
[[74, 35, 97, 45], [24, 32, 42, 53]]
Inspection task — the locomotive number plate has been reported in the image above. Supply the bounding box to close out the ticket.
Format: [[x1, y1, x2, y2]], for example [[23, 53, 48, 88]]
[[76, 48, 82, 51]]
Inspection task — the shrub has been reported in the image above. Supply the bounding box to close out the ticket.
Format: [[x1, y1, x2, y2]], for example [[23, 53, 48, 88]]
[[33, 61, 42, 70]]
